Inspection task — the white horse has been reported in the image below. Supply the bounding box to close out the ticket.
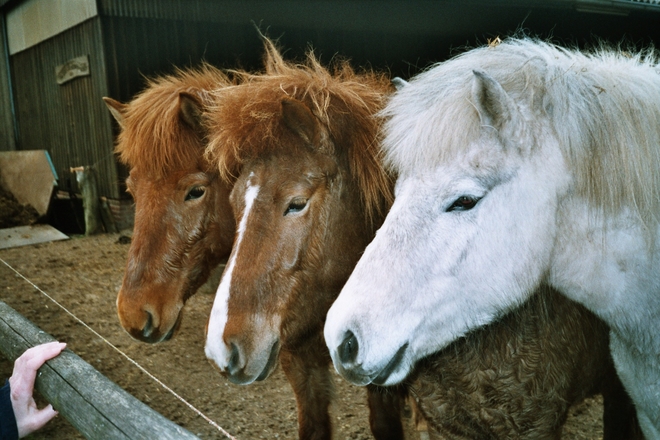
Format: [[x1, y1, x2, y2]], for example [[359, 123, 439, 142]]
[[324, 38, 660, 439]]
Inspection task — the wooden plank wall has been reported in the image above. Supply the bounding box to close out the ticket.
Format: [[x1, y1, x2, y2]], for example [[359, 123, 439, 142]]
[[0, 12, 16, 152], [9, 17, 119, 198]]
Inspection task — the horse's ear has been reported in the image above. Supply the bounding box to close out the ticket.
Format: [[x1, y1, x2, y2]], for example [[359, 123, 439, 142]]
[[103, 97, 126, 129], [178, 91, 205, 133], [281, 97, 321, 146], [391, 77, 409, 91], [471, 70, 517, 131]]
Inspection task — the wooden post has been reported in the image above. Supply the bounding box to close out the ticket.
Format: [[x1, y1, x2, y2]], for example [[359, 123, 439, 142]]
[[0, 301, 200, 440], [70, 166, 102, 236], [100, 196, 118, 233]]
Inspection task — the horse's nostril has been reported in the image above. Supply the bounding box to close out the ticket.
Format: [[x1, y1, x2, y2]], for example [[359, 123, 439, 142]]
[[142, 311, 154, 339], [227, 342, 241, 376], [338, 330, 359, 364]]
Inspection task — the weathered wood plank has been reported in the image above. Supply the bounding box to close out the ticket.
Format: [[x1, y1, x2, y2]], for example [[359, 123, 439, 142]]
[[0, 301, 200, 440], [0, 150, 57, 216], [0, 224, 69, 250]]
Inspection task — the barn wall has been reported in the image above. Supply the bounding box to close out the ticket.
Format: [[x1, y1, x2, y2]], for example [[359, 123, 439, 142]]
[[4, 0, 660, 206], [10, 17, 119, 198], [0, 13, 16, 151], [99, 15, 264, 105], [97, 0, 660, 106], [96, 0, 660, 82], [94, 0, 660, 200]]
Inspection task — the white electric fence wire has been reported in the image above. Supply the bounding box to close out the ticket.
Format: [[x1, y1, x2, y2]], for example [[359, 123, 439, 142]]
[[0, 257, 236, 440]]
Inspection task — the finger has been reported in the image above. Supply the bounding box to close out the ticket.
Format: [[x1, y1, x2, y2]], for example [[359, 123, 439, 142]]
[[17, 404, 58, 438], [32, 403, 58, 427], [10, 342, 67, 395], [14, 342, 66, 373], [23, 342, 67, 369]]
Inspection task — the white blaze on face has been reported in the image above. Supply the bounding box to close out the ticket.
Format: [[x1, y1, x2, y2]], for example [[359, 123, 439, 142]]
[[205, 177, 260, 368]]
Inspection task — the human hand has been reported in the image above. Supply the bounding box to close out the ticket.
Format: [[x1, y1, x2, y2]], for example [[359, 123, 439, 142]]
[[9, 341, 67, 438]]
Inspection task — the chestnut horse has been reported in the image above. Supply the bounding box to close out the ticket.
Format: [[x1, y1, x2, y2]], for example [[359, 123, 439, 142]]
[[106, 58, 406, 439], [202, 42, 636, 439], [203, 43, 403, 440], [104, 65, 235, 343]]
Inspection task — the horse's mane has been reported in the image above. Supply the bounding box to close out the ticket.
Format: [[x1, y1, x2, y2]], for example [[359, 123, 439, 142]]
[[115, 64, 232, 178], [204, 39, 394, 222], [382, 37, 660, 228]]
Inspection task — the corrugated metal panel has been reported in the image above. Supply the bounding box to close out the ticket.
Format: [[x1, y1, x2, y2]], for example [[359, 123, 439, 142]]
[[96, 0, 660, 26], [100, 15, 264, 102], [598, 0, 660, 8], [96, 0, 660, 93], [97, 0, 225, 21], [10, 17, 119, 198], [97, 0, 560, 36], [575, 0, 660, 13]]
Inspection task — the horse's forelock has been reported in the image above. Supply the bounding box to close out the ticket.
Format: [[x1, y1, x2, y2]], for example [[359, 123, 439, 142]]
[[380, 69, 481, 176], [115, 65, 231, 178], [205, 41, 394, 221]]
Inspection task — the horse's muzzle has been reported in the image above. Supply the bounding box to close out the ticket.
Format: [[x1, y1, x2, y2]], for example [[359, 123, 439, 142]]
[[126, 310, 182, 343], [333, 334, 409, 386], [223, 340, 280, 385]]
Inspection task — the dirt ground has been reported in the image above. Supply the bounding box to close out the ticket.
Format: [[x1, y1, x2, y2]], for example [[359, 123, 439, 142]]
[[0, 231, 606, 440]]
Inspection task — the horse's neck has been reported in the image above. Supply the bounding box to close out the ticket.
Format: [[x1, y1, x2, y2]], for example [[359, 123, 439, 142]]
[[548, 199, 660, 350]]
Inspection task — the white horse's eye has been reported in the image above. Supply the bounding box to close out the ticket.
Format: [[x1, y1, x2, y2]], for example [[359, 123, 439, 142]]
[[446, 196, 480, 212]]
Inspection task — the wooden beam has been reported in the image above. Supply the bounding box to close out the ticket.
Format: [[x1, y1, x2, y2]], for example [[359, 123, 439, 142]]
[[0, 301, 200, 440]]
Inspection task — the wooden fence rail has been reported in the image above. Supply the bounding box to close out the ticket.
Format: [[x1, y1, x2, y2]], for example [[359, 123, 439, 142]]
[[0, 301, 200, 440]]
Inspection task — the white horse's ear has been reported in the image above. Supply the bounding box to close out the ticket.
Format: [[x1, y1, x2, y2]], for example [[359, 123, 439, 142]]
[[178, 91, 205, 133], [103, 97, 126, 130], [471, 70, 517, 131], [391, 77, 409, 91]]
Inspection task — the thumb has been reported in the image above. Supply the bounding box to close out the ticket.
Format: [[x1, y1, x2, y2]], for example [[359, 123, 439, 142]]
[[18, 404, 58, 438], [32, 404, 59, 427]]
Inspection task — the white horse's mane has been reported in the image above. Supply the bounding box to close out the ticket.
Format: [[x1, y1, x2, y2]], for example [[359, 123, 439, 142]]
[[382, 38, 660, 228]]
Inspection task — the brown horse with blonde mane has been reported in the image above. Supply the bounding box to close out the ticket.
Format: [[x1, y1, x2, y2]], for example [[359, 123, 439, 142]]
[[106, 54, 407, 439], [104, 65, 235, 343], [203, 41, 407, 440], [202, 41, 639, 439]]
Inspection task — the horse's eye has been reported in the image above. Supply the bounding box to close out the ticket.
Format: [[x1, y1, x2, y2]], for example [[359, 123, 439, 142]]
[[284, 198, 308, 216], [185, 186, 205, 201], [447, 196, 480, 212]]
